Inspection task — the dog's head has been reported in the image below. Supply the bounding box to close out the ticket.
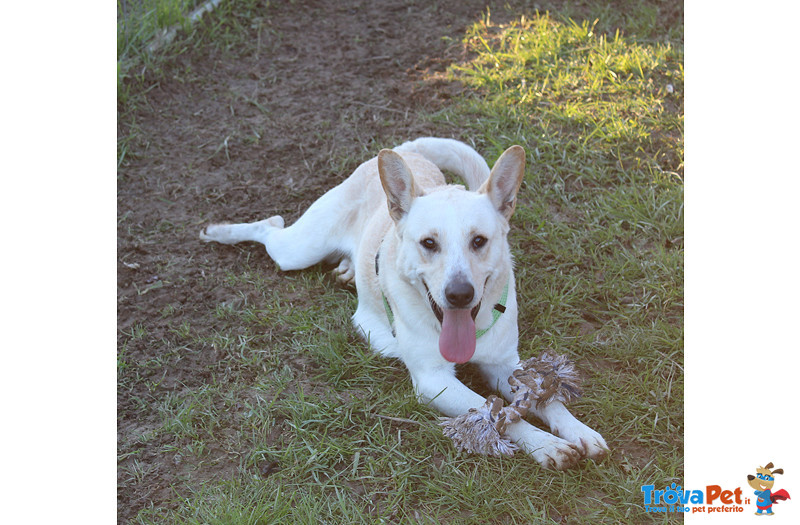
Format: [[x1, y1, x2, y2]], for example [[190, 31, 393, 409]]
[[747, 462, 783, 491], [378, 145, 525, 363]]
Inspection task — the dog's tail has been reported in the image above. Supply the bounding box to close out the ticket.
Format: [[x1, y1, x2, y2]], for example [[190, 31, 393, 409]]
[[393, 137, 491, 191]]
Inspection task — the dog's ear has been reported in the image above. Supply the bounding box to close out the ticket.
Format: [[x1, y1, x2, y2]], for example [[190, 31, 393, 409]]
[[378, 149, 417, 222], [772, 468, 784, 475], [765, 462, 775, 470], [479, 145, 525, 220]]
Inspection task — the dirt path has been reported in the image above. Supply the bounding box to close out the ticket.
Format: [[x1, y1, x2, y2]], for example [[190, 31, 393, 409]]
[[118, 0, 685, 520], [118, 0, 521, 520]]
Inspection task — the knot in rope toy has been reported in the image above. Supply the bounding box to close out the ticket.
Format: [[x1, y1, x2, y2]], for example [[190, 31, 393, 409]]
[[439, 351, 583, 457]]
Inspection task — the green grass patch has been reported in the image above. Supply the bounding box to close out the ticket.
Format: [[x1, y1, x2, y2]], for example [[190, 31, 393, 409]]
[[445, 11, 682, 180], [117, 0, 196, 167], [117, 0, 199, 96], [426, 8, 683, 522], [119, 2, 683, 523]]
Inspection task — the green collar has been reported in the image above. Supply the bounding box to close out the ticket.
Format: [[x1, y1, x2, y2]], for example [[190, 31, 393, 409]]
[[475, 280, 509, 339]]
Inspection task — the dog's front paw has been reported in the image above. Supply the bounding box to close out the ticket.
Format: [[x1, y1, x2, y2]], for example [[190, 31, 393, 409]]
[[533, 436, 582, 471], [507, 424, 581, 470], [528, 434, 582, 471], [553, 419, 608, 461]]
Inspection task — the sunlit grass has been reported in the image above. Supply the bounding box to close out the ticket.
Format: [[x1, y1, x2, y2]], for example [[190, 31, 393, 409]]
[[444, 12, 683, 184], [119, 4, 683, 524]]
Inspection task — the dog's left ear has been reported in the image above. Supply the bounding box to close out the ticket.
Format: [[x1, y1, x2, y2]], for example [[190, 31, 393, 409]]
[[479, 145, 526, 220], [378, 149, 418, 222]]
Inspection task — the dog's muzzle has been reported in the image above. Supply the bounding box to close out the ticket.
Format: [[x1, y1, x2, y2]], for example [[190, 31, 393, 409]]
[[424, 281, 481, 325]]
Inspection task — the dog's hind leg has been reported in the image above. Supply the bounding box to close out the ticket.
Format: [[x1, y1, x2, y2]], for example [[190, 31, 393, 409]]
[[201, 181, 362, 272], [200, 216, 285, 246], [202, 213, 343, 271]]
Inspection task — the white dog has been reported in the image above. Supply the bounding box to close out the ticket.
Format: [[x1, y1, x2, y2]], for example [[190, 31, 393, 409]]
[[201, 138, 607, 469]]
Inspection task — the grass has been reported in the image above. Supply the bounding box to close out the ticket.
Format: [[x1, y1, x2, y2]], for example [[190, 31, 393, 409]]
[[117, 0, 193, 166], [427, 9, 683, 522], [117, 0, 235, 165], [118, 1, 683, 523], [117, 0, 197, 95]]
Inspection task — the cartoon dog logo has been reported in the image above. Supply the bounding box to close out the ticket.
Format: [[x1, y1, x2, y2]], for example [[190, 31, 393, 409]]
[[746, 462, 791, 516]]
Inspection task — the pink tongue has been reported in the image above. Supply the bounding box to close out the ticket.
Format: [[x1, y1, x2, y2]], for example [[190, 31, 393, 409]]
[[439, 308, 476, 363]]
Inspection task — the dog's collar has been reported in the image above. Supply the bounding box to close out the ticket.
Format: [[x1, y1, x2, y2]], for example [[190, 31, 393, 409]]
[[475, 281, 508, 339], [375, 251, 509, 340], [375, 251, 397, 334]]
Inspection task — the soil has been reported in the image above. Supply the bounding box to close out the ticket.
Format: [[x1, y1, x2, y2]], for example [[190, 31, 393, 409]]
[[117, 0, 681, 522], [118, 1, 509, 521]]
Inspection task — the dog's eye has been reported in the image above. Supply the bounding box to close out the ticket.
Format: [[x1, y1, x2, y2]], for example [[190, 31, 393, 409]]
[[471, 235, 487, 250], [420, 238, 438, 251]]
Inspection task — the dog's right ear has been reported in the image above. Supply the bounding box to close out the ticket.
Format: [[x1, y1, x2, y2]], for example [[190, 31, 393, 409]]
[[378, 149, 417, 222]]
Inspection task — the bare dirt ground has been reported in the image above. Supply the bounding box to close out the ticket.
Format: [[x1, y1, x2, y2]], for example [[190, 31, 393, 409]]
[[118, 0, 515, 520], [117, 0, 682, 521]]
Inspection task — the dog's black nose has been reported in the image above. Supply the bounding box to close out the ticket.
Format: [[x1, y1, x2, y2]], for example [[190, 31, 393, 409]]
[[445, 280, 474, 308]]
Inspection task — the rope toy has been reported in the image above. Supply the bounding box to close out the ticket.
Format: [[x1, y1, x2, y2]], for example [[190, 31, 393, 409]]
[[439, 351, 583, 457]]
